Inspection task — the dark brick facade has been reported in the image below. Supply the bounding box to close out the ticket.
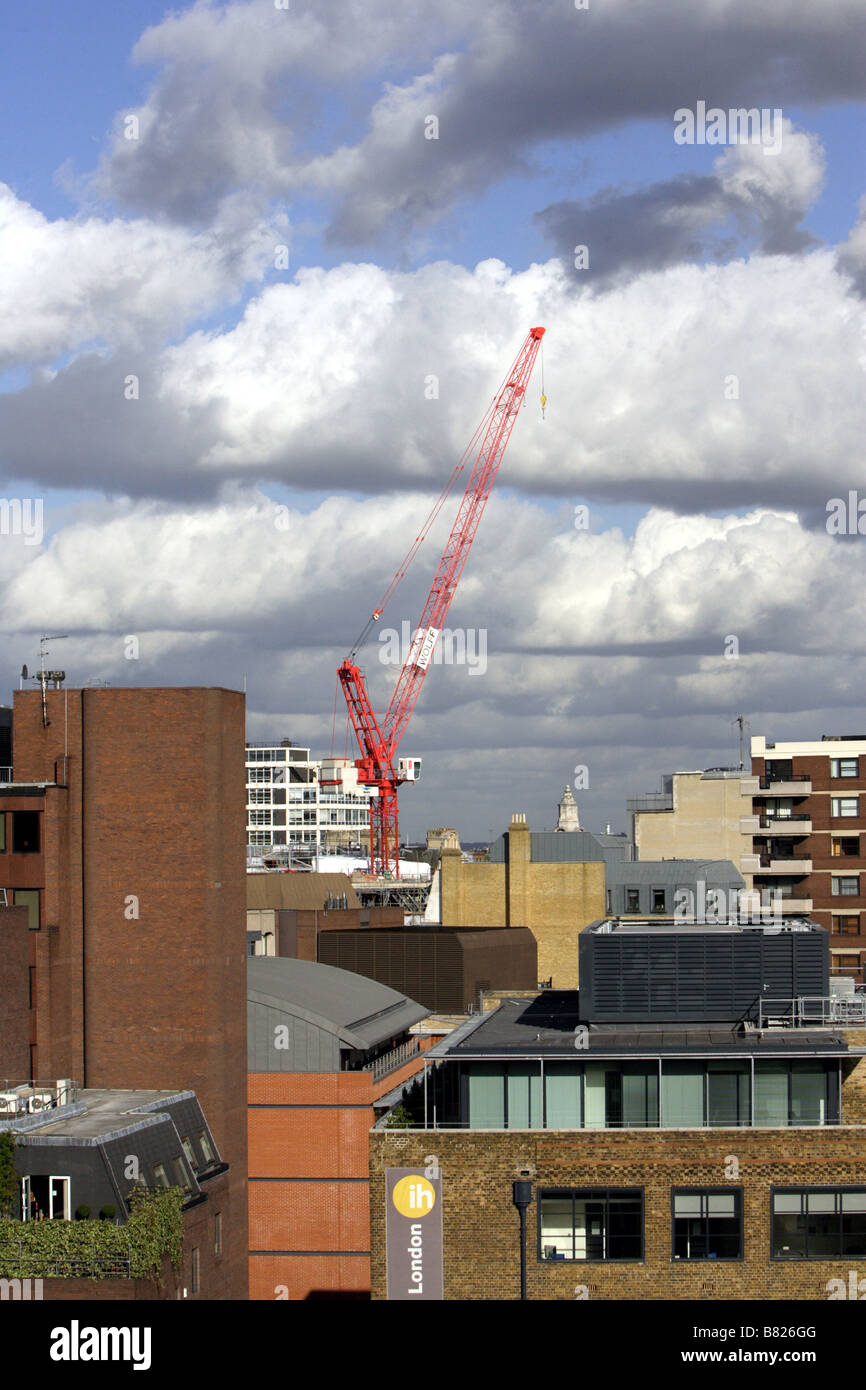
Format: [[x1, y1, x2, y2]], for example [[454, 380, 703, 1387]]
[[0, 687, 249, 1299], [0, 905, 31, 1078]]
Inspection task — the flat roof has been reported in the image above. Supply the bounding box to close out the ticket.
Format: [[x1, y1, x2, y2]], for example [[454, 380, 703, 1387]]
[[583, 917, 822, 935], [431, 995, 850, 1059], [2, 1088, 195, 1142]]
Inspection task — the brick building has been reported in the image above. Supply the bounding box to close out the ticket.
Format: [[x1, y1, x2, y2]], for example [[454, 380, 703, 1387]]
[[1, 1083, 230, 1300], [748, 734, 866, 983], [0, 686, 249, 1298], [247, 956, 436, 1300], [370, 924, 866, 1301]]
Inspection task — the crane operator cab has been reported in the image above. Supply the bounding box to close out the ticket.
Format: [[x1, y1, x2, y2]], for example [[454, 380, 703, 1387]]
[[398, 757, 422, 782]]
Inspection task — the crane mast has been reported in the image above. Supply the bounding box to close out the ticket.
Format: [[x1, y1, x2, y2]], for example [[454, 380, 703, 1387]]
[[338, 326, 545, 877]]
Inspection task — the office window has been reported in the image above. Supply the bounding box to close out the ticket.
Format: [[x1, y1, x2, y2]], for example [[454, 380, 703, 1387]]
[[832, 876, 859, 897], [539, 1189, 642, 1262], [191, 1246, 200, 1295], [773, 1189, 866, 1260], [672, 1189, 743, 1261], [831, 797, 859, 818], [831, 758, 859, 778], [626, 889, 640, 913], [0, 813, 5, 851], [151, 1163, 170, 1188], [651, 888, 666, 914], [466, 1065, 505, 1129], [11, 811, 40, 853], [214, 1212, 222, 1256], [836, 954, 861, 970], [832, 836, 859, 857], [182, 1137, 198, 1171], [707, 1065, 749, 1127], [198, 1131, 216, 1165], [13, 889, 40, 931], [544, 1064, 582, 1129], [605, 888, 612, 914], [662, 1063, 704, 1127], [834, 915, 860, 936]]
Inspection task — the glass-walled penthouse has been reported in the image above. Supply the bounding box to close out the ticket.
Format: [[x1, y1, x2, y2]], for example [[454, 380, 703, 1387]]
[[448, 1057, 840, 1129]]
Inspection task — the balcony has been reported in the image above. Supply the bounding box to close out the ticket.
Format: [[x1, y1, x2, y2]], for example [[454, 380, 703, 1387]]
[[756, 816, 812, 836], [361, 1036, 421, 1083], [752, 858, 812, 876], [753, 776, 812, 797]]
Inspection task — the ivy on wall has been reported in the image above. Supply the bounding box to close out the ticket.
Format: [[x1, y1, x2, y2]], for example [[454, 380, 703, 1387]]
[[0, 1187, 185, 1282]]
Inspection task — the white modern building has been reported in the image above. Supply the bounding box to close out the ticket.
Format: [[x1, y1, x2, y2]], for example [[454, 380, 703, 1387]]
[[246, 740, 372, 855]]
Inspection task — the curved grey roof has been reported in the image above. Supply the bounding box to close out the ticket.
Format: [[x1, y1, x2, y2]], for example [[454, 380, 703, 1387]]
[[247, 956, 427, 1053]]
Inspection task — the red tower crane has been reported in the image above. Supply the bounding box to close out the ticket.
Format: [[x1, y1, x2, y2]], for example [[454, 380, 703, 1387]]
[[338, 326, 545, 877]]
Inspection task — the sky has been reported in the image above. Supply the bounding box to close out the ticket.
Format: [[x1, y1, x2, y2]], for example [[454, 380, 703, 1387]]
[[1, 0, 865, 843]]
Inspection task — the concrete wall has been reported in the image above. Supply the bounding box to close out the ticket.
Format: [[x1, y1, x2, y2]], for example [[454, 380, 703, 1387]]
[[635, 773, 753, 880]]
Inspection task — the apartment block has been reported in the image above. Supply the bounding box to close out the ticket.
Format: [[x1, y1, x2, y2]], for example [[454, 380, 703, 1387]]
[[748, 734, 866, 983]]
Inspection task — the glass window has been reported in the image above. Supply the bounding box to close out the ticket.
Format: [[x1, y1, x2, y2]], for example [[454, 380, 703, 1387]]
[[622, 1066, 659, 1129], [834, 915, 860, 935], [466, 1066, 505, 1129], [754, 1063, 788, 1126], [831, 758, 859, 778], [790, 1065, 828, 1125], [544, 1064, 582, 1129], [152, 1163, 169, 1188], [832, 876, 859, 896], [11, 811, 40, 853], [651, 889, 666, 914], [0, 813, 5, 851], [662, 1064, 704, 1128], [214, 1212, 222, 1256], [539, 1189, 642, 1262], [506, 1063, 542, 1130], [198, 1130, 216, 1165], [672, 1189, 743, 1260], [831, 837, 859, 856], [626, 889, 640, 913], [191, 1246, 200, 1295], [13, 889, 40, 931], [707, 1067, 749, 1127], [773, 1189, 866, 1260], [831, 797, 859, 818]]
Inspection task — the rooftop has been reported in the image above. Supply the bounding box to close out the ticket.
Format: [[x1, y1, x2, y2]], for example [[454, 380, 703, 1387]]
[[430, 994, 851, 1059], [247, 956, 428, 1051]]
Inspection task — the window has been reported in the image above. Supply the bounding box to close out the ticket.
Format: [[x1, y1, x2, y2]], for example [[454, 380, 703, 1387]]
[[832, 836, 859, 856], [773, 1189, 866, 1260], [836, 954, 861, 970], [198, 1130, 216, 1165], [832, 876, 859, 897], [248, 767, 272, 783], [11, 811, 40, 853], [834, 915, 860, 936], [832, 797, 859, 818], [831, 758, 859, 778], [172, 1156, 192, 1192], [182, 1137, 198, 1172], [605, 888, 612, 914], [214, 1212, 222, 1256], [539, 1189, 643, 1262], [249, 810, 271, 826], [672, 1190, 743, 1261], [248, 788, 271, 805], [626, 888, 640, 913], [0, 813, 5, 851], [651, 889, 666, 914], [151, 1163, 169, 1188], [191, 1246, 200, 1295], [13, 889, 40, 931]]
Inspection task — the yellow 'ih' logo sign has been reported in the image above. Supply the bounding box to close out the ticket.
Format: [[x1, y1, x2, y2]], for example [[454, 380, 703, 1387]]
[[391, 1175, 436, 1218]]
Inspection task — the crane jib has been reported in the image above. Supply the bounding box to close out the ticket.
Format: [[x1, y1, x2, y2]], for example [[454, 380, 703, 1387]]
[[337, 326, 545, 876]]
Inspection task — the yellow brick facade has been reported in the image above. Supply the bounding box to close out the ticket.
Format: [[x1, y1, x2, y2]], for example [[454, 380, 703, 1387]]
[[439, 820, 605, 988]]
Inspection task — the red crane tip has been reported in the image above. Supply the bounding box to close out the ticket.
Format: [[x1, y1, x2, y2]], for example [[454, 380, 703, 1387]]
[[530, 326, 546, 338]]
